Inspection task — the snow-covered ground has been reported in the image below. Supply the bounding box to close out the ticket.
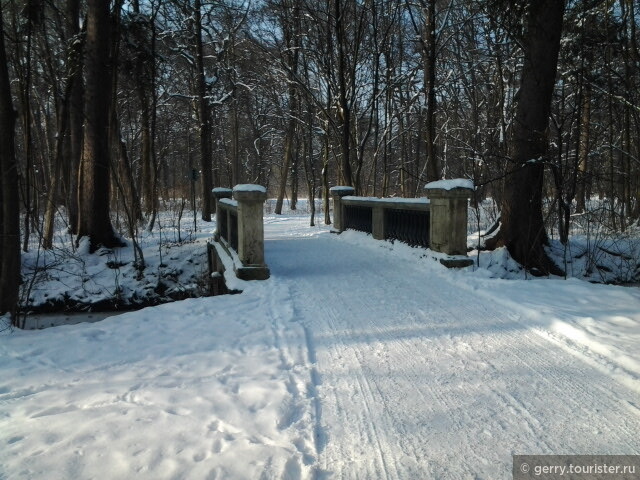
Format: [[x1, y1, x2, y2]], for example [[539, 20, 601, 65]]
[[2, 214, 639, 479], [18, 208, 211, 317]]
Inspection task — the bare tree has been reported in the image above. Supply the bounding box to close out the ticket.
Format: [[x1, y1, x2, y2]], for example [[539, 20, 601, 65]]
[[76, 0, 123, 251]]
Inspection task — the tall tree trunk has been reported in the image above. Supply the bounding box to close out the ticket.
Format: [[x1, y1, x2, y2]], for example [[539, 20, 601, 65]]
[[0, 1, 20, 318], [230, 100, 240, 186], [575, 82, 591, 213], [423, 0, 439, 183], [43, 84, 71, 249], [487, 0, 566, 276], [139, 87, 154, 217], [627, 0, 640, 220], [76, 0, 122, 251], [335, 0, 353, 187], [290, 141, 299, 211], [275, 116, 295, 215], [194, 0, 213, 221], [66, 0, 83, 234], [275, 0, 301, 214], [322, 121, 331, 225], [19, 6, 35, 253], [132, 0, 155, 223]]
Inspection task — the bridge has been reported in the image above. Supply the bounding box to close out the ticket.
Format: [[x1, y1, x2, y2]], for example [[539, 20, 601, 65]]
[[208, 180, 475, 288]]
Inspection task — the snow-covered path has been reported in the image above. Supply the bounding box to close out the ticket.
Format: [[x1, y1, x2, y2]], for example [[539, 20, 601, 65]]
[[2, 215, 639, 479], [264, 218, 640, 479]]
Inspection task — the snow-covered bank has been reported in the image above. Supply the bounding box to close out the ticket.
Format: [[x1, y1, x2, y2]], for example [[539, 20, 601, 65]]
[[1, 283, 316, 479], [2, 215, 639, 479], [19, 213, 214, 316]]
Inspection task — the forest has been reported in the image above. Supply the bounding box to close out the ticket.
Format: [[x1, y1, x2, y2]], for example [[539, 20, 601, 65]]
[[0, 0, 639, 318]]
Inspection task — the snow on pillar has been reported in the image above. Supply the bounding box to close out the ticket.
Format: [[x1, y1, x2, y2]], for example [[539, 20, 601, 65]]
[[330, 186, 355, 233]]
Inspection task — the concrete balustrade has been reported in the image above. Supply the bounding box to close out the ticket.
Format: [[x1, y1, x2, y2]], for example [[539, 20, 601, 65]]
[[331, 179, 474, 268], [233, 185, 268, 276], [212, 187, 232, 243]]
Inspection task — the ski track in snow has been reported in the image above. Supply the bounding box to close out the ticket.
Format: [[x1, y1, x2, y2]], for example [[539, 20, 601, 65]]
[[1, 215, 639, 479], [263, 218, 640, 479]]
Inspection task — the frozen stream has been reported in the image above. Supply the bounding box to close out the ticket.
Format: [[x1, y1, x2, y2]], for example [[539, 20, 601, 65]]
[[22, 311, 122, 330]]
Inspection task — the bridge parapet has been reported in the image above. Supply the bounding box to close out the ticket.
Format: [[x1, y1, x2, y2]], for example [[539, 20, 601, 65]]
[[331, 179, 474, 267]]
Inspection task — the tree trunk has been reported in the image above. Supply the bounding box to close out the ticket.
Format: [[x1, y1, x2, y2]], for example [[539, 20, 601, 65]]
[[423, 1, 439, 183], [335, 0, 353, 187], [322, 124, 331, 225], [0, 1, 21, 318], [575, 82, 591, 213], [194, 0, 213, 221], [43, 83, 71, 249], [275, 0, 301, 214], [66, 0, 83, 234], [275, 117, 295, 215], [132, 0, 155, 222], [487, 0, 566, 276], [76, 0, 122, 251]]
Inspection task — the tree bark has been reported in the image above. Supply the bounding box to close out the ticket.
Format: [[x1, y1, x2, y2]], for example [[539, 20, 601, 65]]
[[275, 0, 301, 214], [76, 0, 122, 251], [43, 83, 71, 249], [487, 0, 566, 276], [575, 82, 591, 213], [0, 1, 20, 317]]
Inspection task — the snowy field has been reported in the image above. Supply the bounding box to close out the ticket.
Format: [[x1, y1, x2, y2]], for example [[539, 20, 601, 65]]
[[2, 213, 640, 479]]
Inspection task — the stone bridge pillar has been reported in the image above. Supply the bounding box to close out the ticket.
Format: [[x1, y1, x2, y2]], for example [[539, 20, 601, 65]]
[[233, 184, 269, 280], [425, 179, 474, 267], [330, 186, 355, 233]]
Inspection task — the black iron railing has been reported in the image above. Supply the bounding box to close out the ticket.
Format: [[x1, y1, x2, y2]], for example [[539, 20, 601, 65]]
[[386, 208, 430, 248], [340, 197, 430, 248], [344, 205, 373, 234]]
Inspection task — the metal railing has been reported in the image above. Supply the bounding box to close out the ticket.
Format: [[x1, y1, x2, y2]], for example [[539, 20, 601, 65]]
[[341, 196, 431, 248], [344, 205, 373, 234], [385, 208, 430, 248]]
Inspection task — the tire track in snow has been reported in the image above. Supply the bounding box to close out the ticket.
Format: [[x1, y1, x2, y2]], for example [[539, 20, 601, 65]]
[[319, 297, 401, 480]]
